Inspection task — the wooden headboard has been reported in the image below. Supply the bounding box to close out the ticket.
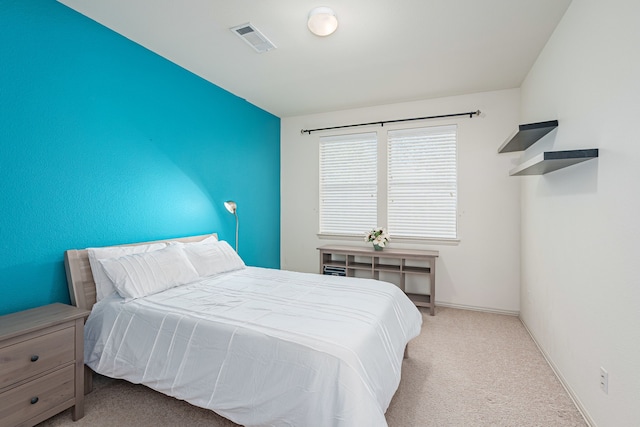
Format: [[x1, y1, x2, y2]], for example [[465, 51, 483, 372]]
[[64, 233, 217, 311]]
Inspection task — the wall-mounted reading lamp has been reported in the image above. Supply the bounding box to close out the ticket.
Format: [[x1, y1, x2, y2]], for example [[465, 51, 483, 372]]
[[224, 200, 239, 252]]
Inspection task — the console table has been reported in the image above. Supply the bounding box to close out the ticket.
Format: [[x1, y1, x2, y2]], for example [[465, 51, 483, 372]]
[[318, 245, 439, 315]]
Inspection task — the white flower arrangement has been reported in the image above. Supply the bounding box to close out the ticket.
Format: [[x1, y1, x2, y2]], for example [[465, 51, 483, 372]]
[[365, 227, 390, 248]]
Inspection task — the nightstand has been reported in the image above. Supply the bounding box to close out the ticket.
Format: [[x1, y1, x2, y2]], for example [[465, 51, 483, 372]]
[[0, 303, 90, 427]]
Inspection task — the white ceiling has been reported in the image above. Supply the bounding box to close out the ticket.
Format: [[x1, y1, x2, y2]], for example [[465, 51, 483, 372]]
[[57, 0, 572, 118]]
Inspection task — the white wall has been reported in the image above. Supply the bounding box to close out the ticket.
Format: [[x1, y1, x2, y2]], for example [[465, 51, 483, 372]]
[[281, 89, 521, 313], [519, 0, 640, 425]]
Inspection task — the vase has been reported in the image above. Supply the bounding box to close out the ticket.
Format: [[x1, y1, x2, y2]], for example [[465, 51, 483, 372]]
[[373, 244, 383, 251]]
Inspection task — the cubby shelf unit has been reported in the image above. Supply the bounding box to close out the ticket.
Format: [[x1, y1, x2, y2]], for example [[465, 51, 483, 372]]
[[499, 120, 598, 176], [318, 245, 439, 316]]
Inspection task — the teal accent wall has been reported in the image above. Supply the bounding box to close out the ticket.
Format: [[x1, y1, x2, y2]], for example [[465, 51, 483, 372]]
[[0, 0, 281, 315]]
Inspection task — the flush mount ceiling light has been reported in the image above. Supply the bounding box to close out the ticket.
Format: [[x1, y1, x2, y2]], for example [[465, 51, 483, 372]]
[[307, 7, 338, 37]]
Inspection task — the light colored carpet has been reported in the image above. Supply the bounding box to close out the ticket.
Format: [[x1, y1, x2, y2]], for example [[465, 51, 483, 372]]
[[38, 307, 587, 427]]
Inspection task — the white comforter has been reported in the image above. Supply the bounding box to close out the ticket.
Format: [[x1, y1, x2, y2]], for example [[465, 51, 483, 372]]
[[84, 267, 422, 427]]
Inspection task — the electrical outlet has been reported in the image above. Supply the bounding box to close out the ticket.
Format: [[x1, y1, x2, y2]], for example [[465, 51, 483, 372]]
[[600, 367, 609, 394]]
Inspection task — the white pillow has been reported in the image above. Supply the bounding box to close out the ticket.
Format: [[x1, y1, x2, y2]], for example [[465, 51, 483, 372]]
[[176, 239, 245, 277], [185, 235, 219, 247], [99, 244, 200, 300], [88, 242, 167, 302]]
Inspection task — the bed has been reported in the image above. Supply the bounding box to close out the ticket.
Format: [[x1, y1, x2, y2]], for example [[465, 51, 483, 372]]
[[64, 233, 422, 427]]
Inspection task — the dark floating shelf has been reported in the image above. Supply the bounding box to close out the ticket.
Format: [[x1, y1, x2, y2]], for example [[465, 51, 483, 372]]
[[509, 149, 599, 176], [498, 120, 559, 153], [499, 119, 598, 176]]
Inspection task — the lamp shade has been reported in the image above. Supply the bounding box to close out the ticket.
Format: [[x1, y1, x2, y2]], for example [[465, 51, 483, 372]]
[[307, 7, 338, 37], [224, 200, 237, 214]]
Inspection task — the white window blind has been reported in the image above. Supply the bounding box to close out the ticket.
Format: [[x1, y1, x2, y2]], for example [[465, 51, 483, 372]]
[[388, 125, 458, 239], [319, 132, 377, 235]]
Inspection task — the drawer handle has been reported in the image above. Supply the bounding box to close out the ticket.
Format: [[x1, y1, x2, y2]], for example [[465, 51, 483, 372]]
[[30, 397, 39, 405], [30, 355, 39, 362]]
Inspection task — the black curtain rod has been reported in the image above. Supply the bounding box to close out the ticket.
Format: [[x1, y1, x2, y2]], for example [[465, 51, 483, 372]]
[[300, 110, 480, 135]]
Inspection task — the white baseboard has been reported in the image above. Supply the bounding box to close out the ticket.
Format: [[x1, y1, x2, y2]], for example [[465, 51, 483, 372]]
[[435, 301, 519, 316], [519, 318, 596, 427]]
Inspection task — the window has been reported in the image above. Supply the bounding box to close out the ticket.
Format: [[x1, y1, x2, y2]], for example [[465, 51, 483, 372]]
[[319, 132, 377, 235], [319, 124, 458, 241], [388, 125, 457, 239]]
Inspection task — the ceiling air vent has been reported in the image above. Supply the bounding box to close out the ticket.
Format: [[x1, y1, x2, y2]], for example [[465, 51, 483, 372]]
[[230, 23, 276, 53]]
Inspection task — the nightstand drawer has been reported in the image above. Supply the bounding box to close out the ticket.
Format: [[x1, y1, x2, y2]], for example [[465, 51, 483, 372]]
[[0, 326, 75, 389], [0, 364, 75, 427]]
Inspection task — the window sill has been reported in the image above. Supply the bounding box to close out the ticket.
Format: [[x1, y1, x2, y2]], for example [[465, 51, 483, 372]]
[[316, 233, 460, 246]]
